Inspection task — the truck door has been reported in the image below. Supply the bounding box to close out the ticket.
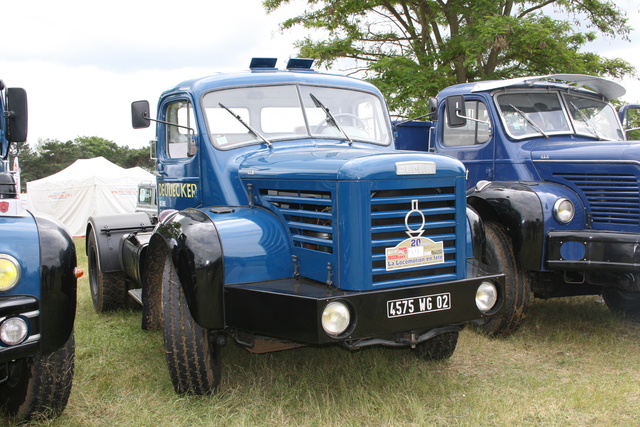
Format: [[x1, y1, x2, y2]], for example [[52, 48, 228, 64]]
[[436, 98, 494, 190], [156, 98, 202, 212]]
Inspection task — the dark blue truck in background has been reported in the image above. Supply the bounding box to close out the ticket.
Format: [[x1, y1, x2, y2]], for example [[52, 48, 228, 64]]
[[396, 74, 640, 335], [0, 81, 77, 422]]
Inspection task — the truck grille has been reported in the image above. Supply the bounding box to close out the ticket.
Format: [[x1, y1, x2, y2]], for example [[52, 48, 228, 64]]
[[257, 179, 462, 290], [260, 189, 334, 253], [370, 186, 458, 286], [554, 173, 640, 225]]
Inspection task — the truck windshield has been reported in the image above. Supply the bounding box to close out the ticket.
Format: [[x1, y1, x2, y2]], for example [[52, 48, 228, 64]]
[[496, 91, 624, 141], [202, 84, 391, 149]]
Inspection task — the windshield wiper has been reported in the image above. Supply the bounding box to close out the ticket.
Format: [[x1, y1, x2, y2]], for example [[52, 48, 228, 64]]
[[218, 102, 272, 147], [309, 93, 352, 143], [569, 102, 603, 140], [509, 104, 548, 139]]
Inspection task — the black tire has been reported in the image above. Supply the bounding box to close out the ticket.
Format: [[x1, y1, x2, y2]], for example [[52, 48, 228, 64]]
[[602, 288, 640, 320], [473, 221, 531, 336], [162, 254, 221, 395], [413, 331, 458, 361], [88, 231, 128, 312], [0, 333, 75, 423]]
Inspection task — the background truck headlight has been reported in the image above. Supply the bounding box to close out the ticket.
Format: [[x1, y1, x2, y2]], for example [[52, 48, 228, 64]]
[[476, 281, 498, 313], [0, 254, 21, 292], [553, 198, 575, 224], [321, 301, 351, 336]]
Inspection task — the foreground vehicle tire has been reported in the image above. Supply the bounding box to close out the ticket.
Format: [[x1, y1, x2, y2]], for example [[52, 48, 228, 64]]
[[88, 231, 128, 312], [0, 333, 75, 423], [162, 254, 221, 395], [413, 331, 458, 361], [473, 221, 531, 336], [602, 288, 640, 320]]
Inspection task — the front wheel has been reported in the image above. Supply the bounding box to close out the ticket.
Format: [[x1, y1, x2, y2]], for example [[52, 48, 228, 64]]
[[413, 331, 458, 361], [602, 288, 640, 320], [0, 333, 75, 423], [473, 221, 531, 336], [162, 254, 221, 395]]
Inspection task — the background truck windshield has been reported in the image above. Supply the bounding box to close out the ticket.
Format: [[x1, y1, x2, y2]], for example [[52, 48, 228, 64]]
[[496, 91, 624, 141], [203, 84, 391, 148]]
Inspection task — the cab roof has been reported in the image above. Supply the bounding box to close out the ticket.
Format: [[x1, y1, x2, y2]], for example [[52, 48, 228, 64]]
[[161, 58, 383, 99], [439, 74, 626, 101]]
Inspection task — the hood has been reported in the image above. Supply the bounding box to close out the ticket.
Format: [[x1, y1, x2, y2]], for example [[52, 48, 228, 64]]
[[530, 140, 639, 164], [238, 147, 466, 181], [531, 141, 640, 183]]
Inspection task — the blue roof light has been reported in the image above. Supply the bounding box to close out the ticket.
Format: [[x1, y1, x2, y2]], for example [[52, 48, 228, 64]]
[[249, 58, 278, 70]]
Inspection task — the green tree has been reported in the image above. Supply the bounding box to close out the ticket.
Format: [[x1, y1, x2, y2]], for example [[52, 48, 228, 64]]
[[265, 0, 636, 118]]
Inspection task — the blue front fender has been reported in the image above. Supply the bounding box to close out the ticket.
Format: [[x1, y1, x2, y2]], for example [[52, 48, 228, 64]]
[[152, 206, 292, 329]]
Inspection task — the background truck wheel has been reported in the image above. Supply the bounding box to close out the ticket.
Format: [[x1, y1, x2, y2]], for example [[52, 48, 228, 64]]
[[473, 221, 531, 336], [88, 231, 128, 312], [413, 331, 458, 361], [0, 333, 75, 423], [161, 254, 221, 395], [602, 288, 640, 320]]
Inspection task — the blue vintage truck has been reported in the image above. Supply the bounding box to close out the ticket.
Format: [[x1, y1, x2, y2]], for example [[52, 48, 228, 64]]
[[86, 58, 504, 395], [396, 74, 640, 335], [0, 82, 77, 421]]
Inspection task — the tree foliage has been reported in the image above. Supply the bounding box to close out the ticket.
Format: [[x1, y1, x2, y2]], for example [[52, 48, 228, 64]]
[[9, 136, 154, 192], [264, 0, 636, 118]]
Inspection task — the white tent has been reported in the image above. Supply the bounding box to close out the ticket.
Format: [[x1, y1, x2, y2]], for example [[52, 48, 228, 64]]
[[27, 157, 155, 237]]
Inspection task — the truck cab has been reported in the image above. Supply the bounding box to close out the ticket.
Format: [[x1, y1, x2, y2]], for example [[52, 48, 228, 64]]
[[86, 58, 504, 395], [0, 81, 76, 422], [396, 74, 640, 335]]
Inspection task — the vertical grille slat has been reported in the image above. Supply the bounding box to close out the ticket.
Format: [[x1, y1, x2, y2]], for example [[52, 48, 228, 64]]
[[554, 172, 640, 225]]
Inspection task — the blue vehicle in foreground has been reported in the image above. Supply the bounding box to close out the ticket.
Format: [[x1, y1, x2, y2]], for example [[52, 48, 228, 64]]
[[0, 82, 77, 422], [396, 74, 640, 335], [86, 58, 504, 395]]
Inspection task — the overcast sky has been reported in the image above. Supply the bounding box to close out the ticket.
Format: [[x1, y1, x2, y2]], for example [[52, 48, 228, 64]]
[[1, 0, 638, 150]]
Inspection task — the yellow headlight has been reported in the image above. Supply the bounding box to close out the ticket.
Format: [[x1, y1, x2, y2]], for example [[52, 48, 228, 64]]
[[0, 255, 21, 292]]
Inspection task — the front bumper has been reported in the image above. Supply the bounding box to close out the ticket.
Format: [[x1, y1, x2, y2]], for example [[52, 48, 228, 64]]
[[547, 230, 640, 272], [225, 259, 504, 347], [0, 296, 40, 363]]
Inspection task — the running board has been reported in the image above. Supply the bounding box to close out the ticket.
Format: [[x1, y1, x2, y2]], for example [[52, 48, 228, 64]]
[[128, 288, 143, 306]]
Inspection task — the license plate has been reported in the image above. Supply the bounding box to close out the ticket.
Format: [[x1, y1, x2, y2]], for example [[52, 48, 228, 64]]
[[387, 293, 451, 318]]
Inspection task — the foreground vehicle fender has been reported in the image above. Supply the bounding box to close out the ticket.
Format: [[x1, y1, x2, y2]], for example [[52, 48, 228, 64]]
[[33, 213, 77, 355]]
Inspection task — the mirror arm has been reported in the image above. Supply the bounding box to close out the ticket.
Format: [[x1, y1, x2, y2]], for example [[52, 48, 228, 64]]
[[455, 111, 490, 126]]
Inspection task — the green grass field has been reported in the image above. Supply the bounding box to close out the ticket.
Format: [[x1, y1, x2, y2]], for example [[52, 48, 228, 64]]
[[15, 238, 640, 426]]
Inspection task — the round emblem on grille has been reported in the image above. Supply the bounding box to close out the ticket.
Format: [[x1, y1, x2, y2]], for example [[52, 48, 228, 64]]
[[405, 200, 425, 237]]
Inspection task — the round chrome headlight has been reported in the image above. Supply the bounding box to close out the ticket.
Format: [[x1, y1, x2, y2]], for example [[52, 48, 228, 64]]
[[0, 317, 29, 346], [553, 198, 575, 224], [321, 301, 351, 336], [0, 254, 21, 292], [476, 281, 498, 313]]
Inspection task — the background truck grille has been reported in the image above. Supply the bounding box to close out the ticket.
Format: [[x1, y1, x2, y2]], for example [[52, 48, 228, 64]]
[[554, 173, 640, 226]]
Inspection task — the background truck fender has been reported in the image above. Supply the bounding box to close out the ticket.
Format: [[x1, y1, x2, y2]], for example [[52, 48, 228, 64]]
[[466, 181, 544, 271], [33, 212, 77, 355], [86, 212, 153, 274], [466, 205, 485, 264]]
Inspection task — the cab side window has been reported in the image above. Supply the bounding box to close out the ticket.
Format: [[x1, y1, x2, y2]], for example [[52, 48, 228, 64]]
[[165, 101, 197, 158], [443, 100, 490, 146]]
